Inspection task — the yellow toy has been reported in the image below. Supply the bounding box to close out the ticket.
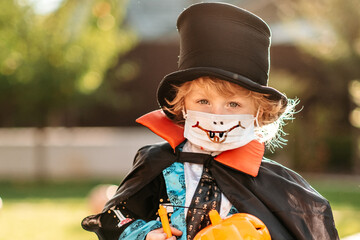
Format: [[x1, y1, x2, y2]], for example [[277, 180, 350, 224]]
[[158, 205, 173, 238], [194, 210, 271, 240]]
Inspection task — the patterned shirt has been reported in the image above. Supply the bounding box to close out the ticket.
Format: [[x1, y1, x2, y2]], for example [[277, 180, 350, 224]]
[[119, 161, 238, 240]]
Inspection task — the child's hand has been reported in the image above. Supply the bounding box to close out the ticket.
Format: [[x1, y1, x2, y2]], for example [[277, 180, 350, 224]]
[[146, 227, 182, 240]]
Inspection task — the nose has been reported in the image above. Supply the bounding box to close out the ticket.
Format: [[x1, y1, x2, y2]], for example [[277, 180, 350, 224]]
[[210, 104, 225, 115]]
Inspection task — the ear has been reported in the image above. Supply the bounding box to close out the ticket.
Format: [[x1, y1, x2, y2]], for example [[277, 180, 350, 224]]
[[258, 108, 264, 118], [255, 107, 263, 127]]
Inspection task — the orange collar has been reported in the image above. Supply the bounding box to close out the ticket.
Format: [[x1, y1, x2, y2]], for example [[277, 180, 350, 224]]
[[136, 110, 264, 177]]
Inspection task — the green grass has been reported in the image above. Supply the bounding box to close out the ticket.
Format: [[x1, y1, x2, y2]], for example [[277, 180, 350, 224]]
[[0, 177, 359, 239], [0, 181, 118, 240], [0, 180, 119, 199], [0, 199, 96, 240]]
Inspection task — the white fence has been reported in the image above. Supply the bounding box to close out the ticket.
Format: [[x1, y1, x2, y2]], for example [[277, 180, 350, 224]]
[[0, 127, 163, 180]]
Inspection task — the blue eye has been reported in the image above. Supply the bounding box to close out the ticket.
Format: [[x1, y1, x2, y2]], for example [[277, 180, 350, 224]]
[[198, 99, 209, 104], [229, 102, 240, 107]]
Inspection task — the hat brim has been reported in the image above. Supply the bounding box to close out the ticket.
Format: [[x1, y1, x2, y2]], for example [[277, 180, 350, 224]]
[[157, 67, 287, 119]]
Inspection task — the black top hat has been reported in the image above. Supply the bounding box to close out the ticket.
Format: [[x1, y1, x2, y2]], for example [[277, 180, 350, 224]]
[[157, 2, 287, 119]]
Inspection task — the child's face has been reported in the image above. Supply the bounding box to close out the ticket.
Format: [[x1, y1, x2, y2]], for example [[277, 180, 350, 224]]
[[184, 81, 257, 116]]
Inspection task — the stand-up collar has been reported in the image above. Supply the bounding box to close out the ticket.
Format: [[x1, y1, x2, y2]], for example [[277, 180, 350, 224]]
[[136, 110, 264, 177]]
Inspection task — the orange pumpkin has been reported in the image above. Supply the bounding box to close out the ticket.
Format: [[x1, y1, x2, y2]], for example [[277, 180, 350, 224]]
[[194, 210, 271, 240]]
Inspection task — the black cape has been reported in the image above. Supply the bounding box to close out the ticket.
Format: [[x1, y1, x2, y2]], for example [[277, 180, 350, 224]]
[[82, 142, 339, 240]]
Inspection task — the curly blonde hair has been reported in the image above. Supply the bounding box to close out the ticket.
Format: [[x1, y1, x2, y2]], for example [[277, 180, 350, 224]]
[[164, 76, 298, 150], [165, 77, 286, 124]]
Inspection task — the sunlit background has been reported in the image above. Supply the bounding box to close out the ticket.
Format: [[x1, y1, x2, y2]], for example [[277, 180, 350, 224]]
[[0, 0, 359, 239]]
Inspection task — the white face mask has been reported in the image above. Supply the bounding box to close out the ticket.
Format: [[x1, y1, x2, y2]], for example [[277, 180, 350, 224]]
[[183, 110, 257, 152]]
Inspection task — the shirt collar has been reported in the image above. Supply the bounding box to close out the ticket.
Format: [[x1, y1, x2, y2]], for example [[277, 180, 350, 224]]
[[136, 110, 264, 177]]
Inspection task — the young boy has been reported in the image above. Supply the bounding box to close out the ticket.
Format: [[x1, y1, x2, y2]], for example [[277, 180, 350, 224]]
[[82, 3, 339, 240]]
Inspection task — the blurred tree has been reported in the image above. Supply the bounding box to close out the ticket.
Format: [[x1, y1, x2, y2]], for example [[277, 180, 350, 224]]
[[275, 0, 360, 172], [0, 0, 136, 180], [0, 0, 136, 127]]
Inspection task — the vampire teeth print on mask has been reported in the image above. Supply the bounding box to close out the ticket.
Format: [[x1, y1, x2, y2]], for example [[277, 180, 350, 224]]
[[183, 110, 257, 152]]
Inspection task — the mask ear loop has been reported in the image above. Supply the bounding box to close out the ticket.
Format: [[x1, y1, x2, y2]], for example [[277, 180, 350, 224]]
[[255, 108, 261, 127], [182, 108, 187, 120]]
